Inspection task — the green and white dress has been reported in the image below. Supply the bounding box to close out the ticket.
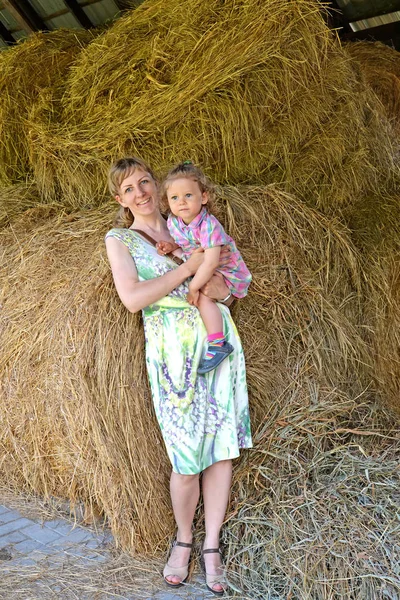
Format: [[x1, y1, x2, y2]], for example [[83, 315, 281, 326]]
[[106, 228, 252, 475]]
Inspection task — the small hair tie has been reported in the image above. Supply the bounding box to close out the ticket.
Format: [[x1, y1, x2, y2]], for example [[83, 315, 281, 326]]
[[183, 160, 192, 165]]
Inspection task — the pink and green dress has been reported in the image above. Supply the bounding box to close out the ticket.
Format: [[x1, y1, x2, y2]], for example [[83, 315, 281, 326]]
[[105, 228, 252, 475]]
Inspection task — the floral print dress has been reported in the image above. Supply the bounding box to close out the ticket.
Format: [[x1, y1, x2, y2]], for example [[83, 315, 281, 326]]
[[106, 228, 252, 475]]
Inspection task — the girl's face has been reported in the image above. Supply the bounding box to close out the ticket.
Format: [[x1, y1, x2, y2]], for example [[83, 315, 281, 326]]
[[166, 177, 208, 225], [115, 169, 158, 218]]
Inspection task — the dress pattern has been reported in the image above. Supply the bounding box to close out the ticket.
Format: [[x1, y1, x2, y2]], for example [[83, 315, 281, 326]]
[[167, 208, 252, 298], [106, 228, 252, 475]]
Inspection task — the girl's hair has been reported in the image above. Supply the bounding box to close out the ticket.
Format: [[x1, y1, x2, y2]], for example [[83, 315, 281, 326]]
[[160, 162, 215, 214], [108, 156, 157, 228]]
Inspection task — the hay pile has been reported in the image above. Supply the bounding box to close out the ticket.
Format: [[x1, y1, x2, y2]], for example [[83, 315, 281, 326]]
[[345, 190, 400, 418], [21, 0, 398, 213], [3, 185, 399, 598], [0, 181, 42, 227], [0, 29, 95, 188], [1, 0, 400, 597], [346, 41, 400, 133]]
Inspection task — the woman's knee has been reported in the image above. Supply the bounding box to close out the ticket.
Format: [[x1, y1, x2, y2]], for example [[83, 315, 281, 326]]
[[171, 471, 200, 486]]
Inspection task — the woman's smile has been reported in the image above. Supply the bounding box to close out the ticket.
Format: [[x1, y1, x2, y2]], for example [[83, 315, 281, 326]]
[[116, 169, 158, 215]]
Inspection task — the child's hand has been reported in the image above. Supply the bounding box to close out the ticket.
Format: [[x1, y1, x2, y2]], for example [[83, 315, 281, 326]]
[[156, 240, 177, 256], [187, 289, 200, 307]]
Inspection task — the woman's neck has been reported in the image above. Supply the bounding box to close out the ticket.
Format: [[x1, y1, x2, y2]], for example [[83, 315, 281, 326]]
[[130, 211, 168, 235]]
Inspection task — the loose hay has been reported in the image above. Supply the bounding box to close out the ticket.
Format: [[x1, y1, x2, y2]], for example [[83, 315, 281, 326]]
[[3, 185, 398, 599], [24, 0, 399, 212], [225, 422, 400, 599]]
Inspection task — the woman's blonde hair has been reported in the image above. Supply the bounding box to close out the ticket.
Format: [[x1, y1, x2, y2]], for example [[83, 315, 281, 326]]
[[108, 156, 157, 228], [160, 162, 215, 214]]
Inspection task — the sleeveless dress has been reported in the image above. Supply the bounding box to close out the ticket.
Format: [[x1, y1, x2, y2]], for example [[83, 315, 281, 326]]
[[106, 228, 253, 475]]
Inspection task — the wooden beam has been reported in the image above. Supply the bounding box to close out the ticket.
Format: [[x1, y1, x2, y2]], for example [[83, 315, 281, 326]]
[[15, 0, 48, 30], [62, 0, 93, 28], [34, 0, 107, 22], [1, 0, 35, 32], [0, 18, 15, 44]]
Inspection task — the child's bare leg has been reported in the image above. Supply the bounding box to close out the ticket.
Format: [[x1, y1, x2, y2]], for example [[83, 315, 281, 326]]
[[197, 292, 223, 335], [197, 292, 233, 374]]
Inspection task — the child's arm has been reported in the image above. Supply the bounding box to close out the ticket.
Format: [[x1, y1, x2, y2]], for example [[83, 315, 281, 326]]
[[156, 240, 180, 256], [187, 246, 221, 306]]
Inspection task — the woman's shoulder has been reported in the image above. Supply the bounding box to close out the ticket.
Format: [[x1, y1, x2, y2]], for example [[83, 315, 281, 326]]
[[105, 227, 134, 243]]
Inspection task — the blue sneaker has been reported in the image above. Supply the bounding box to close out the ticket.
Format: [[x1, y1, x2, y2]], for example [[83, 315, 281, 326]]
[[198, 341, 234, 375]]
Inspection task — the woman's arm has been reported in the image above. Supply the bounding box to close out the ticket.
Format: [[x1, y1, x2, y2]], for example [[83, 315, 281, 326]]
[[106, 236, 201, 314]]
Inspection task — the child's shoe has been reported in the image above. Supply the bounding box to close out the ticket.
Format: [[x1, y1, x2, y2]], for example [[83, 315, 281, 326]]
[[198, 341, 234, 374]]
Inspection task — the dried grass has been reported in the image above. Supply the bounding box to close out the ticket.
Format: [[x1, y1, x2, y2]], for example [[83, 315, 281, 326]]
[[342, 189, 400, 418], [3, 186, 398, 598], [0, 5, 399, 597], [346, 41, 400, 133], [0, 182, 61, 229], [23, 0, 399, 212], [225, 417, 400, 599], [0, 29, 96, 187]]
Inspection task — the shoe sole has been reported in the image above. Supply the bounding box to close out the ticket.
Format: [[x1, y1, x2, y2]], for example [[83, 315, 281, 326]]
[[198, 345, 234, 375], [206, 584, 225, 596], [164, 576, 188, 588]]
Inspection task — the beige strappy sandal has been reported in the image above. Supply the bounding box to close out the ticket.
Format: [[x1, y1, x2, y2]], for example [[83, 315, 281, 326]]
[[201, 547, 227, 596], [163, 540, 192, 588]]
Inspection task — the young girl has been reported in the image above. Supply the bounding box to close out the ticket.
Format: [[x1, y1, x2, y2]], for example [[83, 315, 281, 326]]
[[157, 162, 251, 374]]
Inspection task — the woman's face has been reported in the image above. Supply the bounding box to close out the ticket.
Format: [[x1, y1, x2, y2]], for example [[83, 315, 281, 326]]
[[115, 169, 158, 218]]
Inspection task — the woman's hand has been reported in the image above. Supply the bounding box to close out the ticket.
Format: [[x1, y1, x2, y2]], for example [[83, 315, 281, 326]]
[[201, 272, 232, 303], [219, 245, 232, 267]]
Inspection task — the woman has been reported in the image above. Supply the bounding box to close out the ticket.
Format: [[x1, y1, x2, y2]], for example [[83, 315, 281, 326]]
[[105, 157, 252, 596]]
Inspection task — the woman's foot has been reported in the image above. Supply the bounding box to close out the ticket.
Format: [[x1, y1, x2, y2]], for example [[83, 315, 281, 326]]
[[163, 540, 192, 587], [201, 547, 227, 596]]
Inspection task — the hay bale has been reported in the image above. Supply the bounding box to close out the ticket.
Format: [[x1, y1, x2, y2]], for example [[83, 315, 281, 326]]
[[0, 182, 42, 228], [346, 192, 400, 417], [26, 0, 399, 212], [1, 185, 371, 550], [368, 255, 400, 417], [346, 41, 400, 133], [0, 30, 95, 188]]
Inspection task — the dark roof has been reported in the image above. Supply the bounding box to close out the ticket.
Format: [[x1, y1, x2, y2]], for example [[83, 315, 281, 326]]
[[0, 0, 142, 48], [0, 0, 399, 50]]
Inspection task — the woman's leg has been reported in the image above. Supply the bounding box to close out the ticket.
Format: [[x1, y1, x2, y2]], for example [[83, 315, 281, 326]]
[[165, 471, 200, 585], [202, 459, 232, 592]]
